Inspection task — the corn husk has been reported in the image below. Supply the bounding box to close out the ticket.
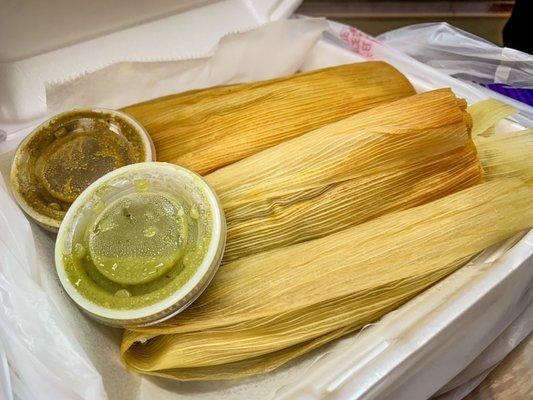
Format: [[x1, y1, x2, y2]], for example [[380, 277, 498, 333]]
[[206, 89, 482, 262], [478, 129, 533, 181], [121, 62, 415, 174], [467, 98, 516, 137], [468, 99, 533, 182], [121, 178, 533, 380]]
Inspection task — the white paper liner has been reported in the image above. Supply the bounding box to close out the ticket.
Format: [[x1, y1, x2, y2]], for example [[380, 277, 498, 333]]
[[45, 18, 327, 112]]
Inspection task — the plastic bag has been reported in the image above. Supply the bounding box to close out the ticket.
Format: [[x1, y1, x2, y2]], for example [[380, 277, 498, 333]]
[[432, 300, 533, 399], [376, 23, 533, 121], [377, 22, 533, 89], [463, 333, 533, 399], [0, 174, 107, 400]]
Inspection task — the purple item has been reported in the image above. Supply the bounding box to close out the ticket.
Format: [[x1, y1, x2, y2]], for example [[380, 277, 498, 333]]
[[483, 83, 533, 107]]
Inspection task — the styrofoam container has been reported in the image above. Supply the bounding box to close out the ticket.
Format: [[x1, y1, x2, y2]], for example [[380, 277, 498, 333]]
[[0, 1, 531, 400]]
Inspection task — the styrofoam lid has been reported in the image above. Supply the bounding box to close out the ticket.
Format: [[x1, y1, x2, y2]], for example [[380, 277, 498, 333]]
[[0, 0, 217, 61], [0, 0, 302, 128]]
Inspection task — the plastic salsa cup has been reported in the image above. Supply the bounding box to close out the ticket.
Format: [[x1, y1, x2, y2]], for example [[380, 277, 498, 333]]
[[55, 162, 226, 327], [10, 108, 155, 231]]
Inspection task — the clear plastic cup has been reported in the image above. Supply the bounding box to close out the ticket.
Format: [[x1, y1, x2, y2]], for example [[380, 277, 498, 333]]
[[10, 108, 155, 231], [55, 162, 226, 327]]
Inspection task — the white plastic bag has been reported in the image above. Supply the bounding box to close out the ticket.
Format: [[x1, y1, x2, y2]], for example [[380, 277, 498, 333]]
[[432, 301, 533, 399], [377, 22, 533, 89], [0, 174, 107, 400], [376, 23, 533, 125]]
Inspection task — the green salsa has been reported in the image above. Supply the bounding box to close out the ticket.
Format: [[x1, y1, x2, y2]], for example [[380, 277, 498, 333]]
[[11, 110, 148, 229], [63, 190, 212, 310]]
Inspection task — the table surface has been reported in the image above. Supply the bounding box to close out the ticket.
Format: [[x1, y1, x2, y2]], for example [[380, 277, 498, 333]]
[[465, 333, 533, 400]]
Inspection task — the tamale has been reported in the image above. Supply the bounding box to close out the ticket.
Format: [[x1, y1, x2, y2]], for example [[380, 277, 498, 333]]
[[121, 178, 533, 380], [121, 62, 415, 174], [205, 89, 482, 262]]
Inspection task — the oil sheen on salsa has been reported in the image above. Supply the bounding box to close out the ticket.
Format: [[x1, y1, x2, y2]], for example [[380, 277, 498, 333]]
[[11, 110, 146, 226]]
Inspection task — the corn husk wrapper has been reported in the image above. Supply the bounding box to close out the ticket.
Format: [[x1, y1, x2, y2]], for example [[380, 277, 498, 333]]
[[467, 98, 516, 137], [121, 178, 533, 380], [468, 99, 533, 182], [121, 62, 415, 174], [478, 129, 533, 182], [207, 89, 482, 262]]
